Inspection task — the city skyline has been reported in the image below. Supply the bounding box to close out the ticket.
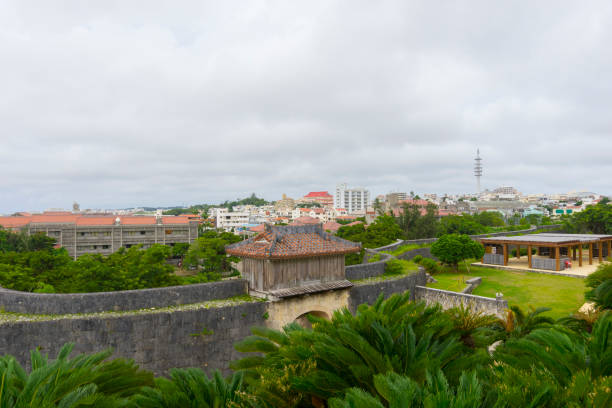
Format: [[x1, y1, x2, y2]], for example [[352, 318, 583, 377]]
[[2, 1, 612, 213]]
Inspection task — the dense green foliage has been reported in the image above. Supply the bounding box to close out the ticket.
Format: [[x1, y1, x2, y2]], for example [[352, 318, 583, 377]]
[[183, 230, 242, 278], [0, 228, 240, 293], [336, 215, 402, 249], [0, 228, 57, 253], [430, 234, 485, 270], [0, 343, 153, 407], [585, 263, 612, 310], [563, 201, 612, 234], [231, 293, 612, 407], [337, 215, 402, 265], [396, 203, 438, 239]]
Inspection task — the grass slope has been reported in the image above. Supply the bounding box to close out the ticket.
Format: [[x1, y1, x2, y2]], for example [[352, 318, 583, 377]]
[[428, 263, 585, 319]]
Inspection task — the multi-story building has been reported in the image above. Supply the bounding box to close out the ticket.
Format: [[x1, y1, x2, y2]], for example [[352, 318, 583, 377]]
[[335, 183, 370, 213], [301, 191, 334, 208], [214, 209, 250, 232], [0, 214, 198, 259]]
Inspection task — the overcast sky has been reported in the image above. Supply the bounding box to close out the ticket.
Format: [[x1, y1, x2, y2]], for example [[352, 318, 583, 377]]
[[1, 1, 611, 213]]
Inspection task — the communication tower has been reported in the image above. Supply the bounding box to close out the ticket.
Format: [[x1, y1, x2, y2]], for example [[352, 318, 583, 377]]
[[474, 149, 483, 194]]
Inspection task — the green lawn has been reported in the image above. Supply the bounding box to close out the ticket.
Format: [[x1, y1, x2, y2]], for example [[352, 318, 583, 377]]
[[428, 264, 586, 319]]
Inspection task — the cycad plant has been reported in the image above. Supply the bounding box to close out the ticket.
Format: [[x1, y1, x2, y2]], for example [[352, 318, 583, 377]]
[[232, 293, 491, 407], [328, 370, 484, 408], [0, 343, 153, 408], [491, 311, 612, 407], [133, 368, 245, 408]]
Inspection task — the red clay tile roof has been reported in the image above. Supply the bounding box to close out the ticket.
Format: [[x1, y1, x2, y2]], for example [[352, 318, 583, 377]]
[[0, 217, 31, 228], [226, 224, 360, 259], [323, 221, 342, 232], [249, 224, 266, 232], [0, 215, 194, 228], [290, 216, 321, 226], [304, 191, 332, 198]]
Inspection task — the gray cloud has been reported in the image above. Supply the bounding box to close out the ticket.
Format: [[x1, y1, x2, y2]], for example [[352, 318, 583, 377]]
[[1, 1, 611, 213]]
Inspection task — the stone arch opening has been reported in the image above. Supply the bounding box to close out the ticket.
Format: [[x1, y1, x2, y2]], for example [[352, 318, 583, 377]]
[[294, 310, 330, 329]]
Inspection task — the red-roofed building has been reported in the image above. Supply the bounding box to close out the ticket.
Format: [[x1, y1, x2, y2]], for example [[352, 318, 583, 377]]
[[301, 191, 334, 208], [0, 214, 197, 259], [323, 221, 342, 233], [289, 216, 322, 226], [226, 224, 359, 296]]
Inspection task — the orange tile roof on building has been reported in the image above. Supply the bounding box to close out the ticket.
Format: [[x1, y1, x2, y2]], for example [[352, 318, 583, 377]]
[[289, 216, 322, 226], [226, 224, 360, 259], [0, 214, 195, 228], [323, 221, 342, 233], [0, 217, 31, 228], [345, 221, 365, 227], [304, 191, 333, 198]]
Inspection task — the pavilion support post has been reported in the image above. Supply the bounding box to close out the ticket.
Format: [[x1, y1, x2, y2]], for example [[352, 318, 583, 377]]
[[503, 244, 508, 266], [589, 243, 593, 265], [579, 245, 583, 267], [481, 245, 485, 263], [555, 247, 560, 271], [527, 245, 532, 269], [537, 247, 541, 256], [516, 245, 520, 259], [599, 242, 603, 263], [608, 240, 611, 260], [572, 246, 577, 260]]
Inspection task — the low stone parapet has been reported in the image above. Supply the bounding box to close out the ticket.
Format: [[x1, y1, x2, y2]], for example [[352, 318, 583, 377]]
[[414, 285, 507, 318]]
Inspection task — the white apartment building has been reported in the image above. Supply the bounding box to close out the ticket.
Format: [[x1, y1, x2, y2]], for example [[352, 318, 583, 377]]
[[335, 183, 370, 214], [215, 208, 250, 232]]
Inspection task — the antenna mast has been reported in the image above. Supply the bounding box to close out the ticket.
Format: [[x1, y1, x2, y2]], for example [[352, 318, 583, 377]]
[[474, 148, 483, 194]]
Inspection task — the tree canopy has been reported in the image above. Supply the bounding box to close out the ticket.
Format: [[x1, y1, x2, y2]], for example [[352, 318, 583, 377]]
[[430, 234, 485, 270]]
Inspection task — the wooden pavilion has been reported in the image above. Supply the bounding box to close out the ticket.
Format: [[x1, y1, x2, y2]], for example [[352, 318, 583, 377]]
[[225, 224, 361, 297], [479, 233, 612, 272]]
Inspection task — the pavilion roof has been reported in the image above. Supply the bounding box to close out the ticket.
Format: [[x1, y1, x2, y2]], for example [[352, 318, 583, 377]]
[[226, 224, 361, 259], [479, 233, 612, 247]]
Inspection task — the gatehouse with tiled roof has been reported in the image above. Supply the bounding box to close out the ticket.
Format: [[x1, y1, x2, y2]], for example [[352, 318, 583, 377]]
[[226, 224, 360, 298]]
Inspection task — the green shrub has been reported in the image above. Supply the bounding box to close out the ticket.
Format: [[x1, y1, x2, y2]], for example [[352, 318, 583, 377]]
[[419, 257, 439, 274], [412, 254, 423, 263], [384, 259, 404, 275], [367, 253, 382, 263]]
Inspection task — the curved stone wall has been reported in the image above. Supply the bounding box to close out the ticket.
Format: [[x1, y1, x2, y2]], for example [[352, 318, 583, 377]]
[[0, 279, 248, 315]]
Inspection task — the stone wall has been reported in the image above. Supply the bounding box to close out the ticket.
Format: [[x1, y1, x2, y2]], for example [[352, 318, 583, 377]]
[[374, 224, 563, 252], [347, 270, 428, 312], [345, 252, 393, 280], [396, 247, 436, 261], [0, 279, 248, 314], [0, 300, 268, 376], [413, 285, 507, 318]]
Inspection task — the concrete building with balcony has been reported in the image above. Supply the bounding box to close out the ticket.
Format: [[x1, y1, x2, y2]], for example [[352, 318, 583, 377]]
[[0, 214, 198, 259], [214, 209, 250, 232], [335, 183, 370, 214]]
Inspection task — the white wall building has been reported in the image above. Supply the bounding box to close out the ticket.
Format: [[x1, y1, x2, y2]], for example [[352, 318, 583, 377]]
[[335, 183, 370, 214], [215, 208, 250, 232]]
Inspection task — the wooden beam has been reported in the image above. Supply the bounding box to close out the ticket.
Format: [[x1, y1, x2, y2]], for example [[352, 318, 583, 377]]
[[537, 246, 541, 256], [589, 243, 593, 265], [555, 246, 560, 271], [579, 245, 583, 267], [572, 246, 577, 261], [503, 244, 508, 266], [527, 245, 532, 269], [516, 244, 520, 259], [608, 240, 611, 260], [599, 241, 604, 263]]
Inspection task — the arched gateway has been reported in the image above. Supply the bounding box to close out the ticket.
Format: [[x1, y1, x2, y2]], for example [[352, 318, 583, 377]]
[[226, 224, 361, 330]]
